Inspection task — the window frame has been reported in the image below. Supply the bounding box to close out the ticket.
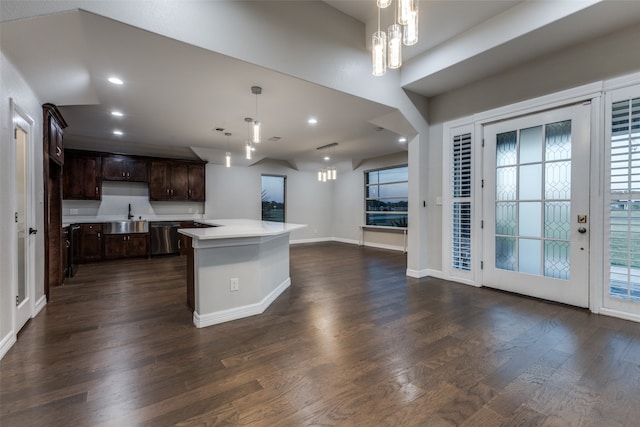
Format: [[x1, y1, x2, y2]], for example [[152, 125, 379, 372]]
[[261, 174, 286, 223], [364, 164, 408, 228]]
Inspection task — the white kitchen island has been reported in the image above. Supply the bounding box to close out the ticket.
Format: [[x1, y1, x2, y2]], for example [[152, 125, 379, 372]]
[[178, 219, 306, 328]]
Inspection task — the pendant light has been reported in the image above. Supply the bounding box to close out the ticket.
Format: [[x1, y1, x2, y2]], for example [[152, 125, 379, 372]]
[[403, 3, 419, 46], [388, 2, 402, 69], [372, 5, 387, 76], [245, 141, 252, 160], [377, 0, 391, 7], [224, 132, 232, 168], [251, 86, 262, 143]]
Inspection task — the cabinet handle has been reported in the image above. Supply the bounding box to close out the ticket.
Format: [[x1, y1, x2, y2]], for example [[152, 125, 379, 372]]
[[95, 186, 99, 194], [98, 232, 101, 239], [170, 188, 174, 196], [166, 188, 170, 195], [178, 239, 181, 249], [188, 189, 192, 197], [122, 172, 125, 177], [127, 172, 130, 178], [56, 146, 62, 157]]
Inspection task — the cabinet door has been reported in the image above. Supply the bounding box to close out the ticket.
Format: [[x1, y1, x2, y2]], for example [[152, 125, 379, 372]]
[[64, 153, 101, 200], [170, 163, 189, 200], [127, 158, 149, 182], [104, 235, 127, 259], [127, 234, 149, 257], [63, 154, 84, 199], [48, 116, 64, 165], [79, 223, 103, 262], [188, 164, 205, 201], [102, 156, 126, 181], [149, 161, 170, 201]]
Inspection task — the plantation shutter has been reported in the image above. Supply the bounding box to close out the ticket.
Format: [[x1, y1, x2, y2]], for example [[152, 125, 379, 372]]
[[452, 132, 472, 271]]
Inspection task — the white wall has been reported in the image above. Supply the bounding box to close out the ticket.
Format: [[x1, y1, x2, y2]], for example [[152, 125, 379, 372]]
[[206, 161, 333, 242], [427, 24, 640, 274], [0, 52, 44, 358], [63, 181, 204, 223]]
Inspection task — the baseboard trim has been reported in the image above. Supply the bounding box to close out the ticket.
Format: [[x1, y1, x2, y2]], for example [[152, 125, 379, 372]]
[[0, 330, 16, 360], [599, 307, 640, 323], [406, 268, 440, 278], [290, 237, 332, 245], [332, 237, 360, 245], [193, 277, 291, 328], [34, 295, 47, 316]]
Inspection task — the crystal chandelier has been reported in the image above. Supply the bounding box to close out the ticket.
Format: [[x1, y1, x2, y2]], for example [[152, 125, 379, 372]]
[[372, 0, 419, 76]]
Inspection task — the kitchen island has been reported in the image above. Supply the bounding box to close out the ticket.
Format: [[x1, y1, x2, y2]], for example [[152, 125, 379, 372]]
[[178, 219, 306, 328]]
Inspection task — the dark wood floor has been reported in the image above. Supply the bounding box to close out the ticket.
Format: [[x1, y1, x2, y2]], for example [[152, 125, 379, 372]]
[[2, 242, 640, 426]]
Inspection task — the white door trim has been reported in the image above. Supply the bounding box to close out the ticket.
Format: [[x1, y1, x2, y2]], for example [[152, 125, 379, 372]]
[[10, 98, 36, 334]]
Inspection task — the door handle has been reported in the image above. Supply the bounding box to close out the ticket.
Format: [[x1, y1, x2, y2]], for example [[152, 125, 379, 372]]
[[29, 227, 38, 235], [578, 227, 587, 234]]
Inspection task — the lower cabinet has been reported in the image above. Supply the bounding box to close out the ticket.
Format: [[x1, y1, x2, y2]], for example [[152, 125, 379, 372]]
[[79, 223, 103, 263], [104, 233, 149, 259]]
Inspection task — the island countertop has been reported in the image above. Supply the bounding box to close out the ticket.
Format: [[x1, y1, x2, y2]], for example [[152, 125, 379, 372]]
[[178, 218, 306, 241]]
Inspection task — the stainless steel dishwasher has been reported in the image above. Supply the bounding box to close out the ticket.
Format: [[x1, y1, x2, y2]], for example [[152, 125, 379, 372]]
[[150, 221, 181, 256]]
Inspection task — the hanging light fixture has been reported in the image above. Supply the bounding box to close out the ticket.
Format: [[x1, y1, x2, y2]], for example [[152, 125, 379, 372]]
[[388, 21, 402, 68], [245, 142, 252, 160], [372, 0, 420, 76], [317, 142, 338, 183], [251, 86, 262, 143], [224, 132, 232, 168], [372, 5, 387, 76]]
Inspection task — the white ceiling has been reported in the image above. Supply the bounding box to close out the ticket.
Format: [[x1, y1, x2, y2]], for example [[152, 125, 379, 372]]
[[2, 1, 639, 167]]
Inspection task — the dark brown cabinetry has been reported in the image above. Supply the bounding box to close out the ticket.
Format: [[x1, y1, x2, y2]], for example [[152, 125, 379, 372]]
[[79, 223, 103, 263], [44, 104, 66, 166], [102, 155, 148, 182], [188, 163, 206, 201], [150, 160, 205, 201], [104, 233, 149, 259], [63, 150, 101, 200]]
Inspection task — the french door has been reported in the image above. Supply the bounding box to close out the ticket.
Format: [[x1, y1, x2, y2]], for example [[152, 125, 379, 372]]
[[482, 103, 591, 307], [604, 85, 640, 318]]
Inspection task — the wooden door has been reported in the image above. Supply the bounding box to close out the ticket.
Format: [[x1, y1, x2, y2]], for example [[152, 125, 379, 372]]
[[170, 162, 189, 200], [102, 155, 126, 181], [128, 234, 149, 258], [79, 224, 103, 262]]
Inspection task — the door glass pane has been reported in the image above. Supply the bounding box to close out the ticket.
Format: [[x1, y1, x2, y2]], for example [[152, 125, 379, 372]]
[[519, 164, 541, 199], [544, 202, 570, 240], [545, 161, 571, 199], [496, 131, 517, 166], [496, 202, 516, 235], [496, 167, 517, 200], [545, 240, 570, 279], [546, 120, 572, 161], [496, 237, 516, 271], [519, 202, 541, 238], [519, 126, 542, 164], [519, 238, 541, 275]]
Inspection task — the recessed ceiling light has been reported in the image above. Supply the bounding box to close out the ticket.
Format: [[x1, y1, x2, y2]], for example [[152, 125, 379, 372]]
[[398, 137, 407, 143], [108, 76, 123, 85], [308, 118, 317, 125], [113, 130, 123, 136], [324, 156, 330, 161], [111, 111, 123, 117]]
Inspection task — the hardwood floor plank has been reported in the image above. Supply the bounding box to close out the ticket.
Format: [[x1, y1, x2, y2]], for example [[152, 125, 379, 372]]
[[2, 242, 640, 426]]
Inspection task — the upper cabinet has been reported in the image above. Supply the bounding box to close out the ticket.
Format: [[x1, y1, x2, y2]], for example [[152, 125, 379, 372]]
[[63, 150, 101, 200], [43, 103, 67, 166], [149, 160, 188, 201], [188, 163, 206, 202], [102, 155, 149, 182]]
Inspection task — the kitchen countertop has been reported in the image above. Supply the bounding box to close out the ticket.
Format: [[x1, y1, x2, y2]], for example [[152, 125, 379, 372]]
[[178, 219, 306, 241]]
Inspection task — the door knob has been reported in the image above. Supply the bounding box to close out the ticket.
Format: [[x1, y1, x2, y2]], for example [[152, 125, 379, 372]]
[[29, 228, 38, 235], [578, 227, 587, 234]]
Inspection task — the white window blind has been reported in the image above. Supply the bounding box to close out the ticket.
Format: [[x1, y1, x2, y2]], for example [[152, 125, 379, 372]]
[[452, 133, 472, 271], [608, 95, 640, 302]]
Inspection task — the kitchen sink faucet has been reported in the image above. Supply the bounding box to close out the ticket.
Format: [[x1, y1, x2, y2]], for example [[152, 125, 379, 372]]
[[128, 203, 134, 220]]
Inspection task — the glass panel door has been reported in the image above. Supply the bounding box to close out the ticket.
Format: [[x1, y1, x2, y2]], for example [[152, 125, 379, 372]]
[[483, 104, 591, 307], [604, 86, 640, 317]]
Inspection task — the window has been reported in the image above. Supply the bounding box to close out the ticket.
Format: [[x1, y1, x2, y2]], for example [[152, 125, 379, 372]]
[[607, 94, 640, 302], [365, 165, 408, 227], [452, 132, 472, 271], [261, 175, 285, 222]]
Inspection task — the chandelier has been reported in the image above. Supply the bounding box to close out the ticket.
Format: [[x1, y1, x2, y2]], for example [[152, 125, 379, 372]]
[[317, 142, 338, 182], [372, 0, 419, 76]]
